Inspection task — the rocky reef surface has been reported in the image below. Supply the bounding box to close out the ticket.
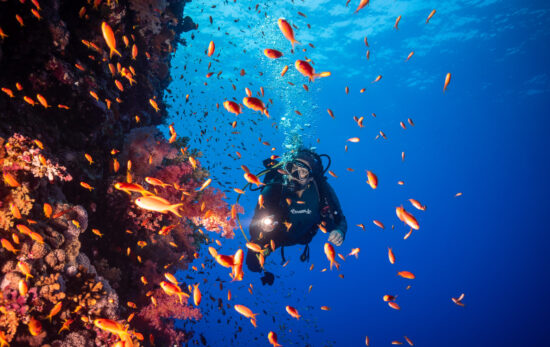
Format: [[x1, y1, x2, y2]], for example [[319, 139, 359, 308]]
[[0, 1, 237, 346]]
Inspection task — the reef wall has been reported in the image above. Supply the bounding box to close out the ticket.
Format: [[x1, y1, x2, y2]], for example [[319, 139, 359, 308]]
[[0, 0, 236, 346]]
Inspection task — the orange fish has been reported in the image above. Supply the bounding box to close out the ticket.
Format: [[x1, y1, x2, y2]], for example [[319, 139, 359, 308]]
[[347, 137, 360, 143], [277, 18, 299, 49], [258, 194, 265, 209], [397, 271, 415, 279], [373, 220, 385, 229], [28, 317, 42, 336], [18, 279, 28, 297], [145, 177, 170, 188], [426, 9, 437, 23], [443, 73, 452, 92], [135, 196, 183, 217], [244, 172, 264, 187], [286, 305, 301, 319], [264, 49, 283, 59], [94, 318, 129, 338], [388, 302, 401, 310], [1, 238, 19, 254], [246, 242, 263, 253], [388, 247, 396, 264], [223, 100, 242, 115], [394, 15, 402, 30], [243, 97, 266, 114], [281, 65, 289, 76], [400, 207, 420, 230], [383, 294, 397, 302], [348, 248, 360, 259], [366, 171, 378, 189], [17, 261, 33, 280], [327, 109, 334, 119], [404, 336, 414, 346], [58, 318, 74, 334], [16, 14, 25, 27], [84, 153, 94, 165], [409, 198, 426, 211], [160, 281, 189, 304], [114, 182, 151, 196], [101, 22, 121, 57], [295, 60, 328, 82], [0, 27, 8, 40], [366, 336, 370, 346], [198, 178, 212, 191], [406, 51, 414, 61], [193, 284, 201, 306], [3, 172, 20, 187], [268, 331, 282, 347], [372, 75, 382, 83], [9, 202, 22, 219], [1, 87, 14, 97], [80, 181, 94, 191], [354, 0, 370, 13], [36, 94, 49, 108], [324, 243, 339, 270], [46, 302, 62, 321], [452, 293, 465, 307], [131, 44, 138, 60], [207, 41, 215, 57], [149, 98, 160, 112], [234, 304, 258, 320]]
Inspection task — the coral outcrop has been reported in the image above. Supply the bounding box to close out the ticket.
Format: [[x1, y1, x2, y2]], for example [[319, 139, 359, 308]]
[[0, 0, 234, 346]]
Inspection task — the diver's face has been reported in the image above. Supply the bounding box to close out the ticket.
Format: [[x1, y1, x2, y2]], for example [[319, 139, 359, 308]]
[[287, 161, 311, 189]]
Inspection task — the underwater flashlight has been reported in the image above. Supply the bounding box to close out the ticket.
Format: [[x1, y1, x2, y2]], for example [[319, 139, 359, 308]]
[[261, 216, 276, 232]]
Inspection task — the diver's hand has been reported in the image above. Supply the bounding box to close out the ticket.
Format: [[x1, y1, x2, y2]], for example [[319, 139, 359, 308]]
[[328, 230, 344, 246]]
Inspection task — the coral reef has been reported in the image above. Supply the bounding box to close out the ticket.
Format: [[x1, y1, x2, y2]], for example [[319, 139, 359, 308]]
[[0, 0, 231, 346]]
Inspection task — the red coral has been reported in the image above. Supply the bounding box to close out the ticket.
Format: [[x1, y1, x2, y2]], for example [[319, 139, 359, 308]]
[[134, 289, 200, 346]]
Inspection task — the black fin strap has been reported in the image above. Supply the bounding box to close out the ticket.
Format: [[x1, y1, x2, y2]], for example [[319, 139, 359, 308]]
[[300, 243, 310, 262], [280, 246, 286, 264]]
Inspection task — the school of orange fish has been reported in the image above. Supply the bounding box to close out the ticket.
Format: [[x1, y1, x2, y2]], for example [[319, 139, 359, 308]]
[[0, 0, 464, 346]]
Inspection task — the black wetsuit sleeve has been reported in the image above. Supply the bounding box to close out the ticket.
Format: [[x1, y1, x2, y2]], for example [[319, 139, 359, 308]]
[[320, 178, 347, 239]]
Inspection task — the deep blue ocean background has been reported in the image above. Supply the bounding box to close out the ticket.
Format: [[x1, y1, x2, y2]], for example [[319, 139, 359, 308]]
[[163, 0, 550, 345]]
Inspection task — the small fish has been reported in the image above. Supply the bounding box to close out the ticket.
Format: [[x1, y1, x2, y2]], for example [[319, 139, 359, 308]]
[[135, 196, 183, 217], [80, 181, 94, 191], [268, 331, 282, 347], [149, 98, 160, 112], [28, 317, 42, 336], [3, 172, 20, 187], [101, 22, 121, 57], [58, 319, 74, 334], [394, 15, 402, 30], [278, 18, 300, 49], [372, 75, 382, 83], [46, 302, 62, 321], [234, 304, 258, 320], [354, 0, 370, 13], [373, 220, 385, 229], [443, 73, 452, 92], [324, 243, 339, 270], [16, 262, 32, 283], [397, 271, 415, 279], [281, 65, 289, 76], [92, 228, 103, 237], [348, 248, 360, 258], [282, 306, 301, 321], [1, 238, 19, 254], [388, 247, 396, 264], [207, 41, 215, 57], [193, 283, 201, 306], [406, 51, 414, 61], [9, 202, 22, 219], [347, 137, 360, 143], [264, 48, 283, 59], [388, 302, 401, 310], [223, 100, 242, 115], [84, 153, 94, 165], [198, 178, 212, 191]]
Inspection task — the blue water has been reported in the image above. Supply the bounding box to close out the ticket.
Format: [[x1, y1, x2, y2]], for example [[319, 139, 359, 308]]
[[165, 0, 550, 345]]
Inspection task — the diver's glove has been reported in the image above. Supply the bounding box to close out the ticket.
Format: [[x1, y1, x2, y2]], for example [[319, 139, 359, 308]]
[[328, 229, 344, 246]]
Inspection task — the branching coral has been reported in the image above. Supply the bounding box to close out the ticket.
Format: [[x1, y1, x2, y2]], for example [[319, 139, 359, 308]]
[[134, 289, 201, 346]]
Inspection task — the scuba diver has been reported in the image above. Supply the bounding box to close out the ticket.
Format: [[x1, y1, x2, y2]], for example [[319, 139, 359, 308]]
[[244, 148, 347, 285]]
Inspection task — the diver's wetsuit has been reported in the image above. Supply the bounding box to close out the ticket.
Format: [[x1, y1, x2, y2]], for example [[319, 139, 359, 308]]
[[246, 160, 347, 273]]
